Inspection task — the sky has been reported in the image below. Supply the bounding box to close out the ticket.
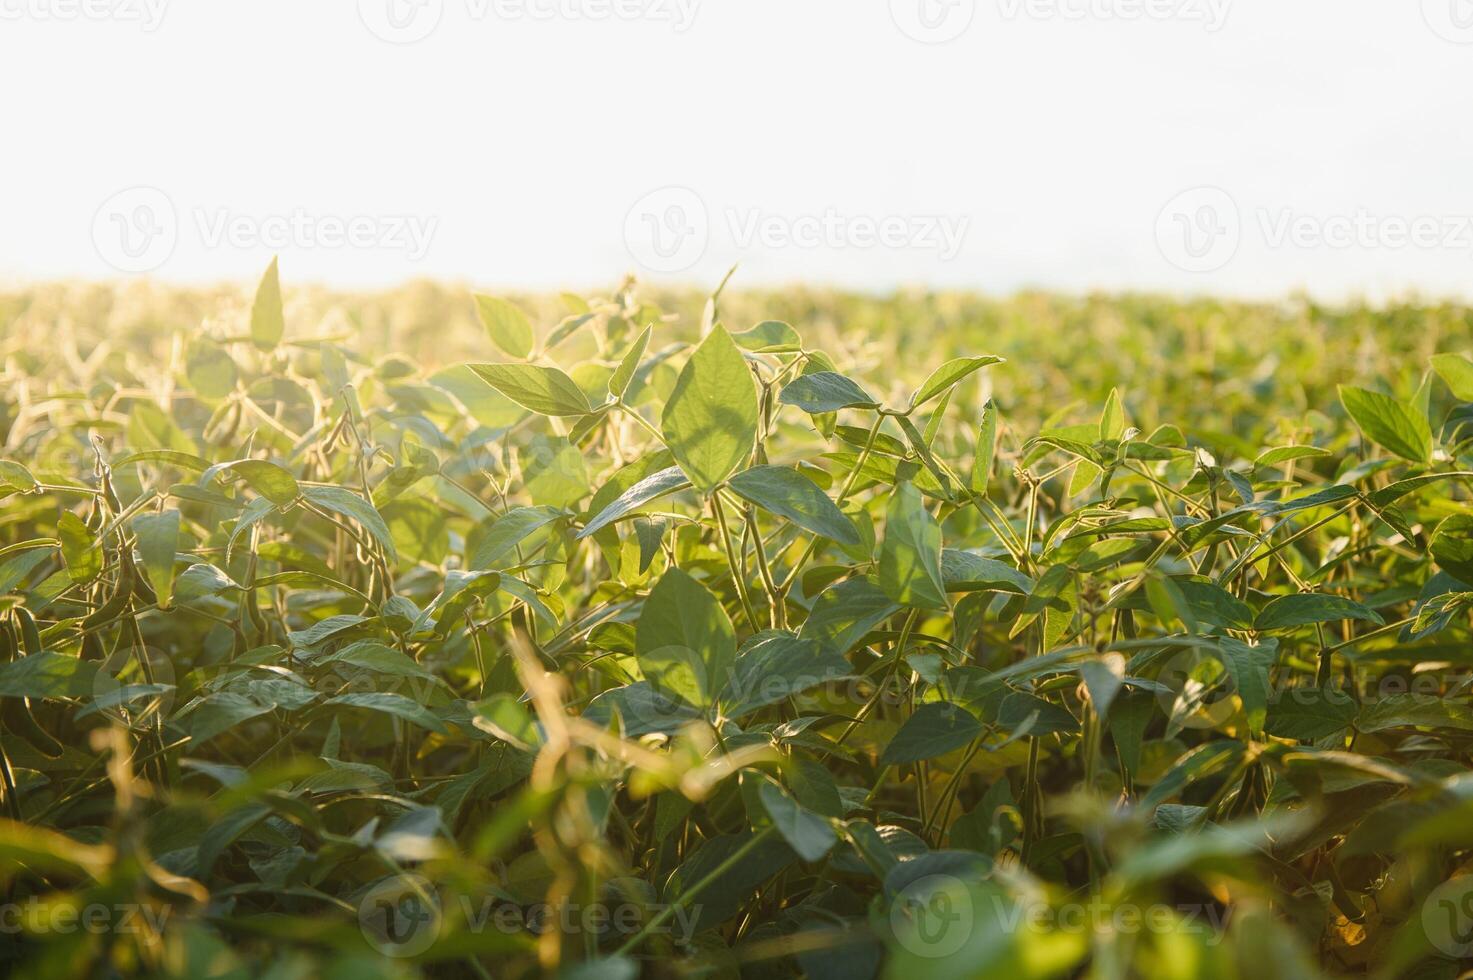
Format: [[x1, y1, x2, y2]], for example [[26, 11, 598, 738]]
[[2, 0, 1472, 300]]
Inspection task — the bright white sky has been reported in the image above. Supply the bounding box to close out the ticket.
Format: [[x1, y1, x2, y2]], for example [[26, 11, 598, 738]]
[[2, 0, 1472, 300]]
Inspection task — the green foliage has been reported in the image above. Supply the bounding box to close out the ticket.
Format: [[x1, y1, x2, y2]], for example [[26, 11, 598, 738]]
[[661, 325, 758, 493], [728, 464, 860, 546], [1339, 384, 1432, 463], [878, 481, 947, 609], [475, 294, 536, 360], [470, 362, 592, 417], [249, 256, 284, 351], [1, 268, 1473, 978], [635, 567, 735, 710]]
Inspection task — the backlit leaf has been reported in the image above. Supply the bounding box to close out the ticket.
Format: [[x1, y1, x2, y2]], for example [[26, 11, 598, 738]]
[[470, 363, 592, 417], [250, 257, 284, 350], [661, 327, 758, 493], [729, 465, 860, 546], [1338, 385, 1431, 463], [475, 294, 535, 359]]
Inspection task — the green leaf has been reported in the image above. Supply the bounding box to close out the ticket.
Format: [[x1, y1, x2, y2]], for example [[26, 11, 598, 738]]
[[896, 415, 955, 498], [186, 343, 238, 399], [500, 575, 556, 630], [584, 682, 700, 737], [470, 506, 562, 569], [799, 578, 900, 656], [1140, 741, 1243, 809], [732, 320, 802, 352], [325, 692, 448, 734], [129, 400, 195, 454], [788, 757, 843, 818], [759, 779, 836, 862], [1217, 637, 1276, 733], [543, 311, 595, 352], [635, 568, 737, 710], [940, 551, 1031, 595], [924, 387, 955, 446], [1077, 654, 1125, 721], [1432, 352, 1473, 401], [1269, 483, 1359, 516], [1254, 445, 1330, 468], [880, 702, 983, 767], [78, 683, 176, 723], [721, 632, 851, 718], [970, 399, 997, 494], [728, 465, 860, 546], [178, 692, 274, 744], [193, 801, 272, 877], [1366, 473, 1458, 509], [0, 546, 55, 596], [204, 459, 300, 507], [661, 327, 758, 494], [1357, 694, 1473, 734], [879, 482, 946, 609], [250, 257, 285, 350], [1099, 387, 1125, 440], [114, 450, 211, 472], [996, 691, 1079, 736], [1255, 593, 1383, 631], [1264, 686, 1357, 741], [383, 498, 450, 565], [1174, 579, 1255, 631], [1430, 514, 1473, 582], [320, 640, 439, 682], [58, 513, 102, 583], [579, 465, 689, 539], [632, 516, 667, 573], [430, 364, 525, 428], [0, 651, 99, 700], [1011, 563, 1075, 644], [519, 435, 588, 508], [470, 363, 592, 417], [1338, 385, 1431, 463], [609, 325, 651, 399], [909, 356, 1004, 411], [472, 693, 542, 750], [0, 460, 38, 493], [173, 562, 240, 603], [1146, 575, 1198, 634], [474, 294, 535, 359], [289, 614, 371, 648], [226, 498, 276, 561], [133, 510, 181, 609], [421, 570, 502, 631], [301, 486, 399, 564], [778, 372, 879, 414]]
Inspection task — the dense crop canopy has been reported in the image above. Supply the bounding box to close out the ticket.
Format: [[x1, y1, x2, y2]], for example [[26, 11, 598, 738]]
[[1, 267, 1472, 977]]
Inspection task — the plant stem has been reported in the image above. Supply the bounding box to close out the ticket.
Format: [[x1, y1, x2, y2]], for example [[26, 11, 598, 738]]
[[712, 493, 760, 633], [614, 827, 776, 956]]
